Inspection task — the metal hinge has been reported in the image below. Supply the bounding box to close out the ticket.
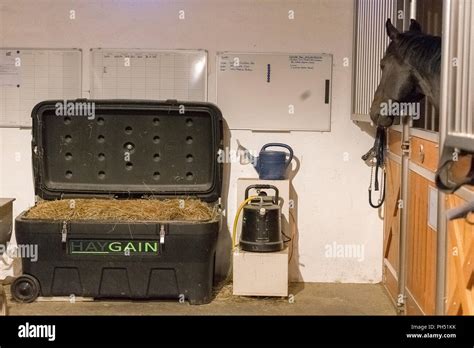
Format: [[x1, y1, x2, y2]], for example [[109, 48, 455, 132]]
[[61, 221, 68, 243]]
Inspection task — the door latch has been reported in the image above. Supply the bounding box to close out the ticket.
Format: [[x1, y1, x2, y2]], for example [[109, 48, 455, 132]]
[[401, 140, 410, 155], [61, 221, 68, 243], [159, 225, 166, 244]]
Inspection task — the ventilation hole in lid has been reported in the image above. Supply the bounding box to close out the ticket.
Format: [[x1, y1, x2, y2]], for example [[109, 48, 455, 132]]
[[153, 153, 160, 162], [65, 153, 72, 160], [123, 142, 135, 152], [98, 153, 105, 161], [186, 172, 194, 180], [186, 136, 193, 144], [153, 172, 160, 180], [98, 171, 106, 180], [186, 118, 193, 127], [97, 117, 105, 125], [186, 154, 193, 162], [125, 126, 133, 134], [65, 171, 73, 179], [125, 162, 133, 170], [153, 118, 160, 126], [153, 136, 160, 144], [98, 135, 105, 143], [64, 116, 71, 125], [65, 135, 72, 143]]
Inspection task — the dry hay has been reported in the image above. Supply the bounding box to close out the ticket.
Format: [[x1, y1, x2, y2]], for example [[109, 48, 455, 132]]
[[25, 198, 215, 222]]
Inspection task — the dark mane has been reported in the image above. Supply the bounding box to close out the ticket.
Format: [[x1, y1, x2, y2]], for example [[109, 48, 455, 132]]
[[387, 31, 441, 75]]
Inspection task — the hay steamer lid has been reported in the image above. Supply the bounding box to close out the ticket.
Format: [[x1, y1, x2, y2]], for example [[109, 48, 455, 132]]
[[239, 184, 284, 252], [31, 99, 223, 202]]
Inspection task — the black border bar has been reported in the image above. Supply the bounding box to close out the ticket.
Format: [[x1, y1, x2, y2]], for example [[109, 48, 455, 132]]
[[0, 315, 473, 346]]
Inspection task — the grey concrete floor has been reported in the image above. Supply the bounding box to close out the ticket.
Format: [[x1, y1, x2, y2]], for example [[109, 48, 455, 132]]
[[5, 282, 396, 315]]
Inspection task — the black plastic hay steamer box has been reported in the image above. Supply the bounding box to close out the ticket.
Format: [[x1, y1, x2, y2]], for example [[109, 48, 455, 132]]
[[13, 99, 223, 305]]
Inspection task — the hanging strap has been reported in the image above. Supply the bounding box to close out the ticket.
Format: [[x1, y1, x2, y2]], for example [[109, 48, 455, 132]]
[[369, 166, 386, 208], [368, 126, 387, 209]]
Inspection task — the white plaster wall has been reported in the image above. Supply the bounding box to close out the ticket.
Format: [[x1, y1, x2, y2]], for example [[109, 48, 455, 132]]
[[0, 0, 383, 283]]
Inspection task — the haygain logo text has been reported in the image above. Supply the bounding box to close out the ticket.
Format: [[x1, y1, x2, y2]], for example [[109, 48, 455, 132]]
[[18, 322, 56, 341], [69, 240, 159, 255]]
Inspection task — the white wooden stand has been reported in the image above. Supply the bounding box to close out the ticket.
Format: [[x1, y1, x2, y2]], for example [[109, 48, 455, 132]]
[[233, 247, 288, 297]]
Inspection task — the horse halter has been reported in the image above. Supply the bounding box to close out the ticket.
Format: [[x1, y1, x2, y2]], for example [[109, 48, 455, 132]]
[[362, 126, 387, 208]]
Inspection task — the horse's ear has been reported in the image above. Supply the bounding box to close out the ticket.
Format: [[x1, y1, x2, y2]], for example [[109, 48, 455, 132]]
[[409, 19, 422, 32], [386, 19, 400, 41]]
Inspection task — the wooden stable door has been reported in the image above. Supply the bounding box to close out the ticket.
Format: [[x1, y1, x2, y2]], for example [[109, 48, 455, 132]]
[[383, 155, 401, 305], [446, 195, 474, 314], [383, 129, 474, 315], [383, 129, 437, 314], [405, 170, 437, 314], [383, 130, 439, 314]]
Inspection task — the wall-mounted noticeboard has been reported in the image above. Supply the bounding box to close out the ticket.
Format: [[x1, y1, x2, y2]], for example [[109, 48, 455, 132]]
[[0, 48, 82, 128], [217, 52, 332, 131], [90, 49, 207, 101]]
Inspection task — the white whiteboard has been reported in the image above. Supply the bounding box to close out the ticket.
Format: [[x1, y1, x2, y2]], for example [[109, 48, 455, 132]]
[[90, 49, 207, 101], [217, 52, 332, 131], [0, 49, 82, 128]]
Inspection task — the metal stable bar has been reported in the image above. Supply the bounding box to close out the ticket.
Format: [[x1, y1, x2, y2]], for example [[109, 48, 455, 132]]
[[363, 0, 369, 115], [352, 0, 359, 116], [359, 0, 365, 115], [368, 0, 373, 115], [396, 0, 413, 314], [359, 0, 367, 114], [435, 0, 453, 316], [431, 105, 436, 132], [424, 96, 429, 130], [469, 1, 474, 134], [461, 0, 470, 134], [454, 1, 464, 133], [398, 117, 410, 313], [427, 9, 434, 123], [355, 0, 360, 115], [448, 2, 457, 134]]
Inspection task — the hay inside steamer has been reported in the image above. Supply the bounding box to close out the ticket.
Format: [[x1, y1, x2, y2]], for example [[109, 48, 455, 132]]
[[25, 198, 215, 222]]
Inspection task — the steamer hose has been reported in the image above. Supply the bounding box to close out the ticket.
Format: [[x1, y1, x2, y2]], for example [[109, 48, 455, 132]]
[[232, 195, 258, 250]]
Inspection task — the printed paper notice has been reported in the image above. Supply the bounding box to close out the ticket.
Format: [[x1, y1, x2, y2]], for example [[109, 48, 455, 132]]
[[219, 56, 255, 72], [0, 52, 20, 86], [289, 55, 323, 70]]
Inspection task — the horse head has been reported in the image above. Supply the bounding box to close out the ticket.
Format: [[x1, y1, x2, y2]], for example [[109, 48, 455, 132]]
[[370, 19, 429, 127]]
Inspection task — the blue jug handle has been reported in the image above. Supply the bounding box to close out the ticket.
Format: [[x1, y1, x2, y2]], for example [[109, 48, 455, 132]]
[[261, 143, 294, 168]]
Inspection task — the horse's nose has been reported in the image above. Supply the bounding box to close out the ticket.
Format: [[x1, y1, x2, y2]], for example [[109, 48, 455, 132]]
[[370, 111, 393, 127], [377, 115, 394, 127], [370, 111, 381, 125]]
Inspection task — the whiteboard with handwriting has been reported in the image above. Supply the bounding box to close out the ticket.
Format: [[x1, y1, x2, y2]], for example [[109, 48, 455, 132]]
[[90, 49, 207, 101], [217, 52, 332, 131]]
